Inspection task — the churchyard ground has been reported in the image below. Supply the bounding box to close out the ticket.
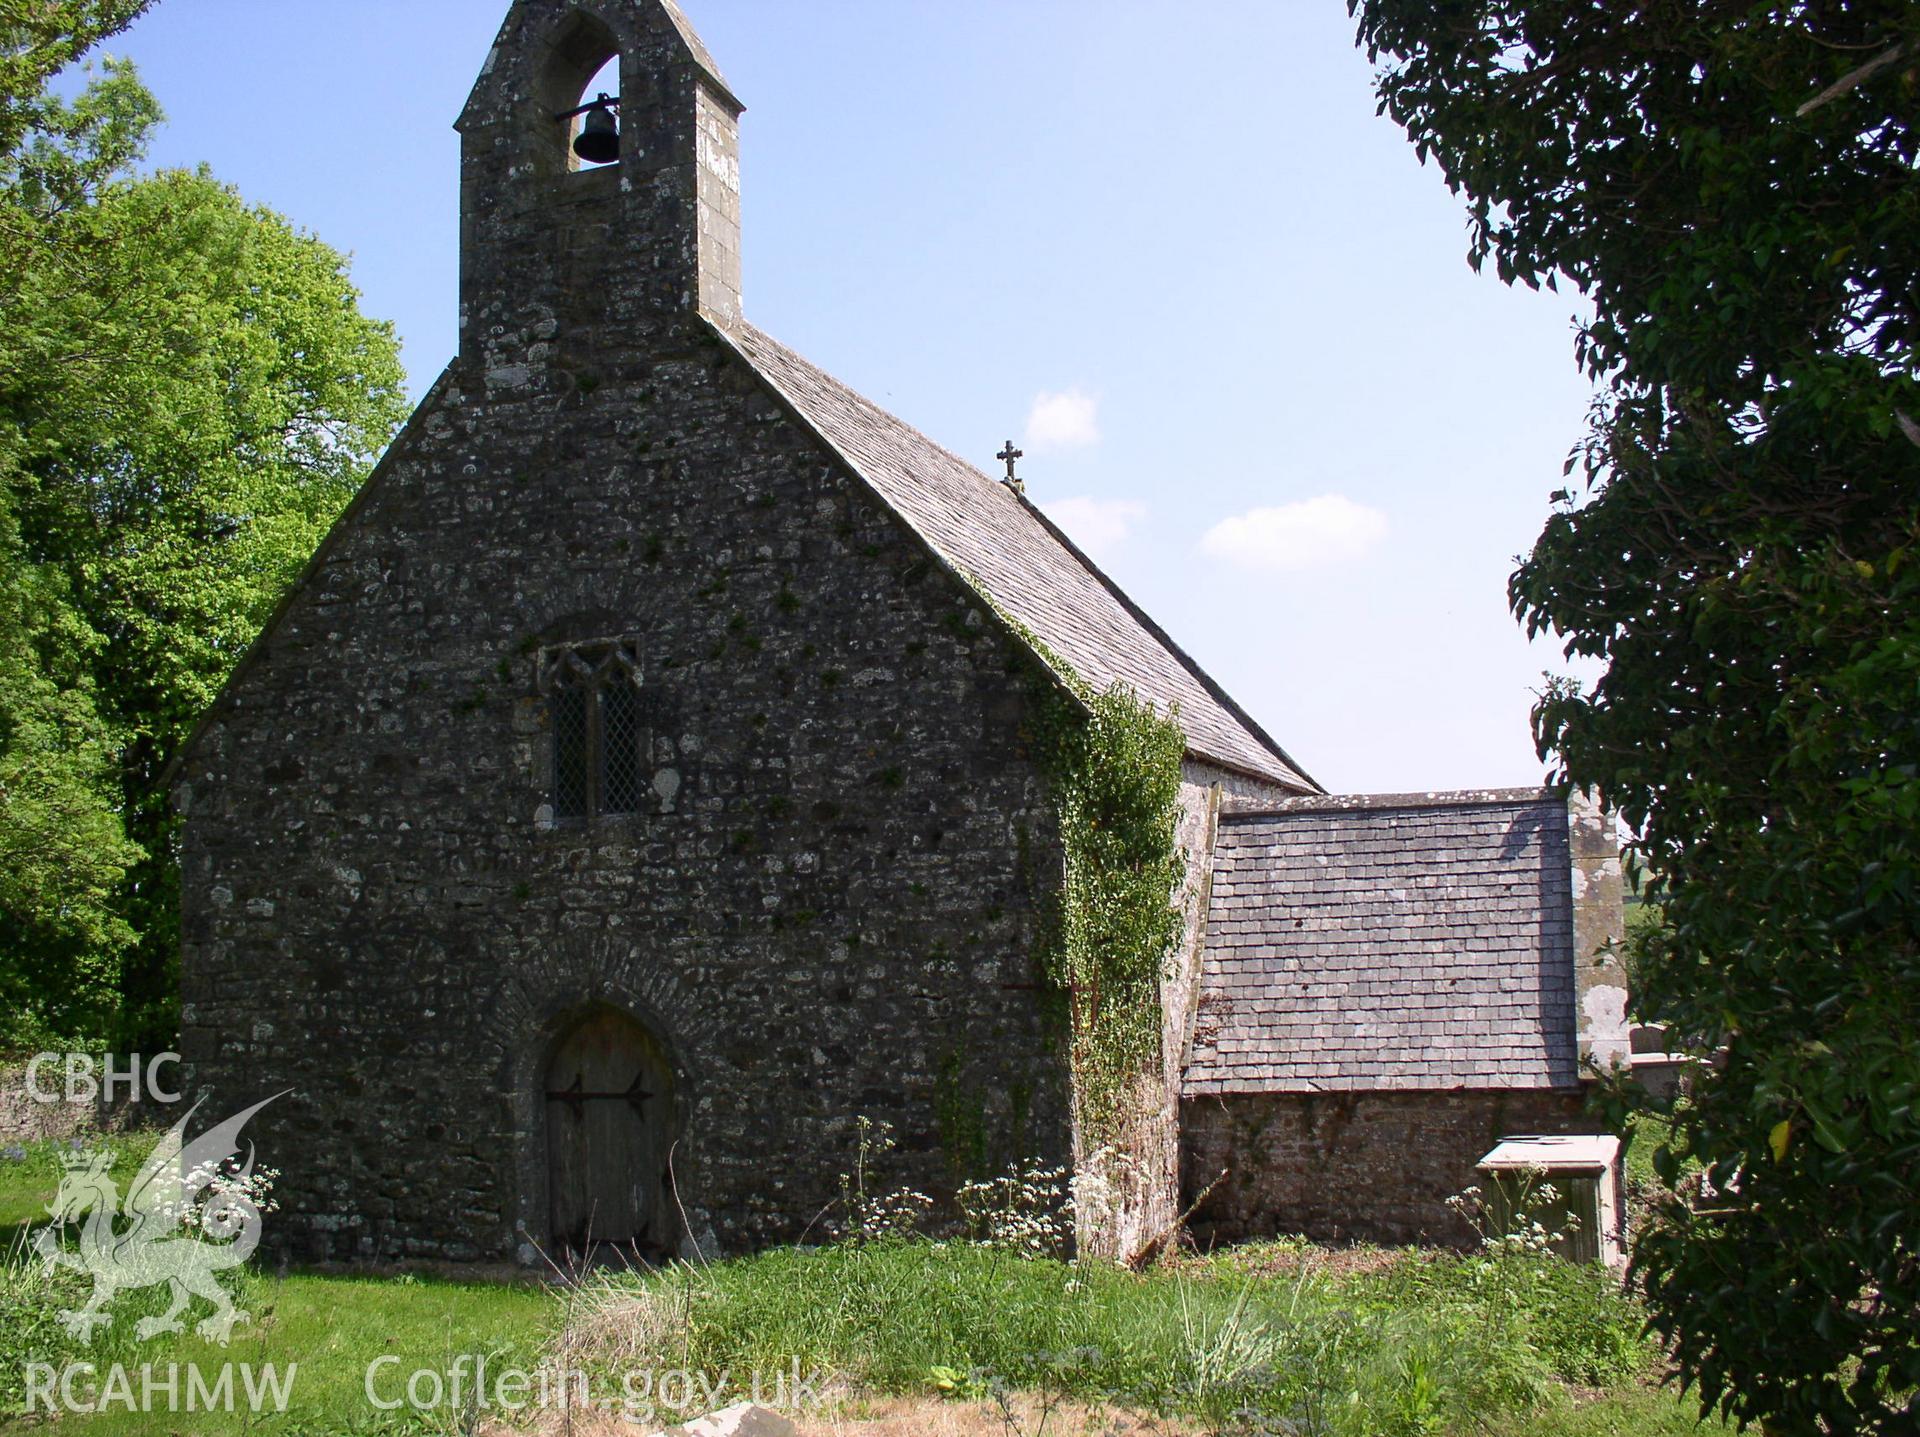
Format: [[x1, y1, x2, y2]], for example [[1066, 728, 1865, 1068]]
[[0, 1133, 1728, 1437]]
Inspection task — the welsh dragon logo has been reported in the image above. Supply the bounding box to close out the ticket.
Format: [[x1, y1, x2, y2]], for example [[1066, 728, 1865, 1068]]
[[32, 1093, 285, 1346]]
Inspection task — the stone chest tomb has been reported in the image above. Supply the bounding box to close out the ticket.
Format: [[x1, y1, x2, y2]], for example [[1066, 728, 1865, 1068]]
[[174, 0, 1629, 1265]]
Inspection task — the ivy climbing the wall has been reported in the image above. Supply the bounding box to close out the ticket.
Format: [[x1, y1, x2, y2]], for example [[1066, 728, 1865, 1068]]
[[1029, 673, 1187, 1142], [942, 578, 1188, 1144]]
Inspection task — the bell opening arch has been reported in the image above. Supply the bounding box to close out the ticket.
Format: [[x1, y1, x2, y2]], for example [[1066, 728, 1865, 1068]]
[[534, 10, 624, 175]]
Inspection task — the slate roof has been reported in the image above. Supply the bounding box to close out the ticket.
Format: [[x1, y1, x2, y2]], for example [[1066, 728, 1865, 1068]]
[[1185, 791, 1580, 1094], [723, 323, 1315, 792]]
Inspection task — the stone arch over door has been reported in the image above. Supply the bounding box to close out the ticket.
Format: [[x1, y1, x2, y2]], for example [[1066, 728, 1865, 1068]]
[[541, 1005, 678, 1258], [492, 951, 710, 1267]]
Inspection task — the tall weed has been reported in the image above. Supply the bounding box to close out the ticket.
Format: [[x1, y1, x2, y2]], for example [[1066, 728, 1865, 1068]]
[[558, 1239, 1624, 1437], [1361, 1248, 1648, 1387]]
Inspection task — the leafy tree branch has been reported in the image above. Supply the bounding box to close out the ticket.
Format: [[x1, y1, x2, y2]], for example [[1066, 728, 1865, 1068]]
[[1351, 2, 1919, 1430], [0, 15, 407, 1049]]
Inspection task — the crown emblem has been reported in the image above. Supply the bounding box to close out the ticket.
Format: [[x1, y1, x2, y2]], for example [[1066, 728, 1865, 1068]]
[[58, 1148, 112, 1178]]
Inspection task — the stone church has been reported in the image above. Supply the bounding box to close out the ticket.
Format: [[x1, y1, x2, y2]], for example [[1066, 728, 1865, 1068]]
[[173, 0, 1631, 1266]]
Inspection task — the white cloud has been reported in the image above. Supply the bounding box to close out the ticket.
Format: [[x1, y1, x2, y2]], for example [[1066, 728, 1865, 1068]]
[[1042, 496, 1148, 561], [1024, 387, 1101, 450], [1199, 495, 1389, 572]]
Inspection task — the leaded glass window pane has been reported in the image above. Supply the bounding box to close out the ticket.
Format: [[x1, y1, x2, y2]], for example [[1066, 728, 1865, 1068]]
[[600, 680, 642, 815], [553, 683, 589, 819]]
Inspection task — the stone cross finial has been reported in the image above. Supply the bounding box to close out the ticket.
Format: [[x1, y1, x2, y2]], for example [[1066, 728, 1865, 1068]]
[[996, 440, 1024, 492]]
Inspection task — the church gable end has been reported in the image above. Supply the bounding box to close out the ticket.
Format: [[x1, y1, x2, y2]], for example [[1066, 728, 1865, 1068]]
[[176, 0, 1071, 1265]]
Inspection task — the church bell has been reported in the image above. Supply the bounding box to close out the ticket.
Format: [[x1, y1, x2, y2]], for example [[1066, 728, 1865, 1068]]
[[572, 97, 620, 165]]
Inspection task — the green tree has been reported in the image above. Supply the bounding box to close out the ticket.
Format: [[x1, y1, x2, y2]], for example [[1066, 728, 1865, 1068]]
[[0, 0, 154, 1047], [0, 33, 408, 1048], [0, 0, 151, 158], [1349, 3, 1918, 1432]]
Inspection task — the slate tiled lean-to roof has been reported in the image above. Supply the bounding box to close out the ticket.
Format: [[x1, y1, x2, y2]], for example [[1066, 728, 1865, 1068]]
[[724, 323, 1316, 792], [1185, 791, 1581, 1094]]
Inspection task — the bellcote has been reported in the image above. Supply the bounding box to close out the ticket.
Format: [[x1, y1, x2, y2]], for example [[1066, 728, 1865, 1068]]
[[454, 0, 743, 356]]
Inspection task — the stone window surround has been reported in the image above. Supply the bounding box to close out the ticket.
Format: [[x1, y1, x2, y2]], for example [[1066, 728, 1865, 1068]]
[[536, 637, 645, 827]]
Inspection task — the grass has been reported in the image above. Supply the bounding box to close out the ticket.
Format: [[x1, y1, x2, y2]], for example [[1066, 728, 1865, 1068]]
[[0, 1132, 161, 1234], [0, 1134, 1725, 1436], [0, 1235, 1731, 1437], [83, 1270, 555, 1436], [1485, 1381, 1728, 1437], [555, 1239, 1722, 1437], [2, 1255, 557, 1434], [1, 1129, 556, 1434]]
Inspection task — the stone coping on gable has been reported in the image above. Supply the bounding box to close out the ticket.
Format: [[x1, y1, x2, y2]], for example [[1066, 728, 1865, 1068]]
[[1222, 787, 1558, 819]]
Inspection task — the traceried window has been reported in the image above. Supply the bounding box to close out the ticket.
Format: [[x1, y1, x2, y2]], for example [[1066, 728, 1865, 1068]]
[[542, 640, 645, 822]]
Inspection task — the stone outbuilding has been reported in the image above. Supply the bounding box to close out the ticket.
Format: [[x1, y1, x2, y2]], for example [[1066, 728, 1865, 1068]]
[[1181, 790, 1627, 1249], [172, 0, 1627, 1266]]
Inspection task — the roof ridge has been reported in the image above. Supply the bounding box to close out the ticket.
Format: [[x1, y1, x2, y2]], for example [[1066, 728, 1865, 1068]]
[[1220, 787, 1556, 821]]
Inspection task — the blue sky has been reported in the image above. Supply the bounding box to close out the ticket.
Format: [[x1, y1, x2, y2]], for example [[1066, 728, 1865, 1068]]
[[99, 0, 1599, 794]]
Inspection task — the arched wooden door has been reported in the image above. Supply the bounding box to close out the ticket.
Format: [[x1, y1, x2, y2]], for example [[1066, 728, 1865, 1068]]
[[544, 1009, 676, 1258]]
